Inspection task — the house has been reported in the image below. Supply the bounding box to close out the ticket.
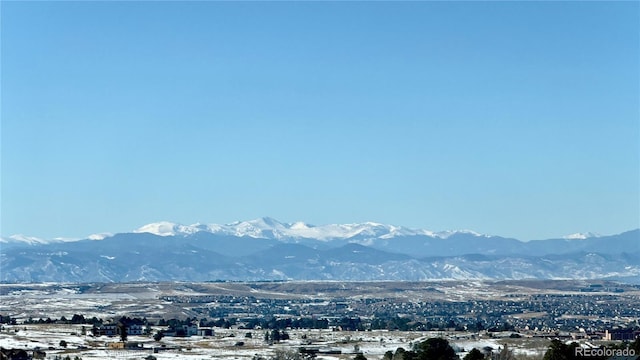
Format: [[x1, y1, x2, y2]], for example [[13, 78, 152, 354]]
[[164, 322, 200, 337], [198, 328, 214, 337], [95, 323, 118, 336], [183, 323, 199, 337], [128, 324, 143, 335], [604, 329, 640, 341], [95, 322, 144, 337]]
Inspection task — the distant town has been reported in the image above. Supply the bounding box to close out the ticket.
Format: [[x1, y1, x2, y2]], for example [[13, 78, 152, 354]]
[[1, 280, 639, 360]]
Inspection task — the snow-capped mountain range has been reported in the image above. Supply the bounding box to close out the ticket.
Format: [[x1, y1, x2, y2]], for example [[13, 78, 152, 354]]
[[1, 218, 637, 283], [132, 217, 485, 241], [1, 217, 597, 245]]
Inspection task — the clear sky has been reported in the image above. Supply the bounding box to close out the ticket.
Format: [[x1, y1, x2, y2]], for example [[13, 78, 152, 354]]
[[1, 1, 638, 241]]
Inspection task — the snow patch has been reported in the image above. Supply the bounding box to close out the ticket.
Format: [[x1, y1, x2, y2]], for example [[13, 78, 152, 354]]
[[563, 232, 601, 240], [88, 233, 113, 241]]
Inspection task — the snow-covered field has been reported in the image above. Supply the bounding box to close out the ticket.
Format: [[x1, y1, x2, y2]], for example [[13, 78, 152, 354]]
[[0, 325, 550, 360], [2, 281, 621, 359]]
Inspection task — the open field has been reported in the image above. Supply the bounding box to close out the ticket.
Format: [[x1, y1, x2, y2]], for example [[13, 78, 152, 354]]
[[0, 324, 554, 360]]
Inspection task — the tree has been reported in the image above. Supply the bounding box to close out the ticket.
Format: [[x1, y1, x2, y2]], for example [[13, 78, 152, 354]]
[[393, 347, 407, 360], [71, 314, 85, 324], [413, 338, 458, 360], [153, 331, 164, 341], [354, 354, 367, 360], [543, 340, 566, 360], [59, 340, 68, 348], [496, 345, 516, 360], [464, 348, 485, 360], [118, 322, 127, 343], [272, 329, 282, 342], [543, 340, 582, 360]]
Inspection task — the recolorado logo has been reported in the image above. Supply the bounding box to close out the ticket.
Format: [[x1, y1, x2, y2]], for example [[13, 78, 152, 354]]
[[575, 347, 636, 357]]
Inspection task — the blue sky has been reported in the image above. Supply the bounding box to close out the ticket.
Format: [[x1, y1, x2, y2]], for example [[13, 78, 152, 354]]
[[1, 1, 638, 241]]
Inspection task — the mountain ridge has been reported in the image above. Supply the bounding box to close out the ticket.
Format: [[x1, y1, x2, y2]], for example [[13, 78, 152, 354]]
[[2, 218, 638, 283], [2, 217, 633, 245]]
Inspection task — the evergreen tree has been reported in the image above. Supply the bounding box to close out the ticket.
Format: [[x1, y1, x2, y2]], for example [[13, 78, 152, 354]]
[[413, 338, 458, 360], [464, 348, 485, 360], [118, 322, 128, 343], [393, 347, 407, 360], [271, 329, 282, 342], [543, 340, 583, 360], [153, 331, 164, 341]]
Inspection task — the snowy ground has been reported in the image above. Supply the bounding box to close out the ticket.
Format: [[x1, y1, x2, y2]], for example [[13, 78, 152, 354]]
[[2, 281, 625, 359], [0, 324, 551, 360]]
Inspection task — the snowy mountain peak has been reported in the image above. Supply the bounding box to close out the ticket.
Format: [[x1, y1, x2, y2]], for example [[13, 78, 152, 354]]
[[5, 218, 496, 244], [133, 221, 199, 237], [256, 216, 284, 227], [128, 218, 451, 241], [3, 219, 634, 248], [290, 221, 311, 230], [1, 234, 49, 245], [434, 229, 486, 239], [563, 232, 601, 240], [87, 233, 113, 241]]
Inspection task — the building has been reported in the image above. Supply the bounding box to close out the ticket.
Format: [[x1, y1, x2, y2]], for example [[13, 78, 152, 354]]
[[95, 323, 118, 336], [604, 329, 640, 341], [198, 328, 214, 337], [183, 323, 199, 337], [164, 322, 200, 337], [95, 322, 144, 337], [127, 324, 143, 335]]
